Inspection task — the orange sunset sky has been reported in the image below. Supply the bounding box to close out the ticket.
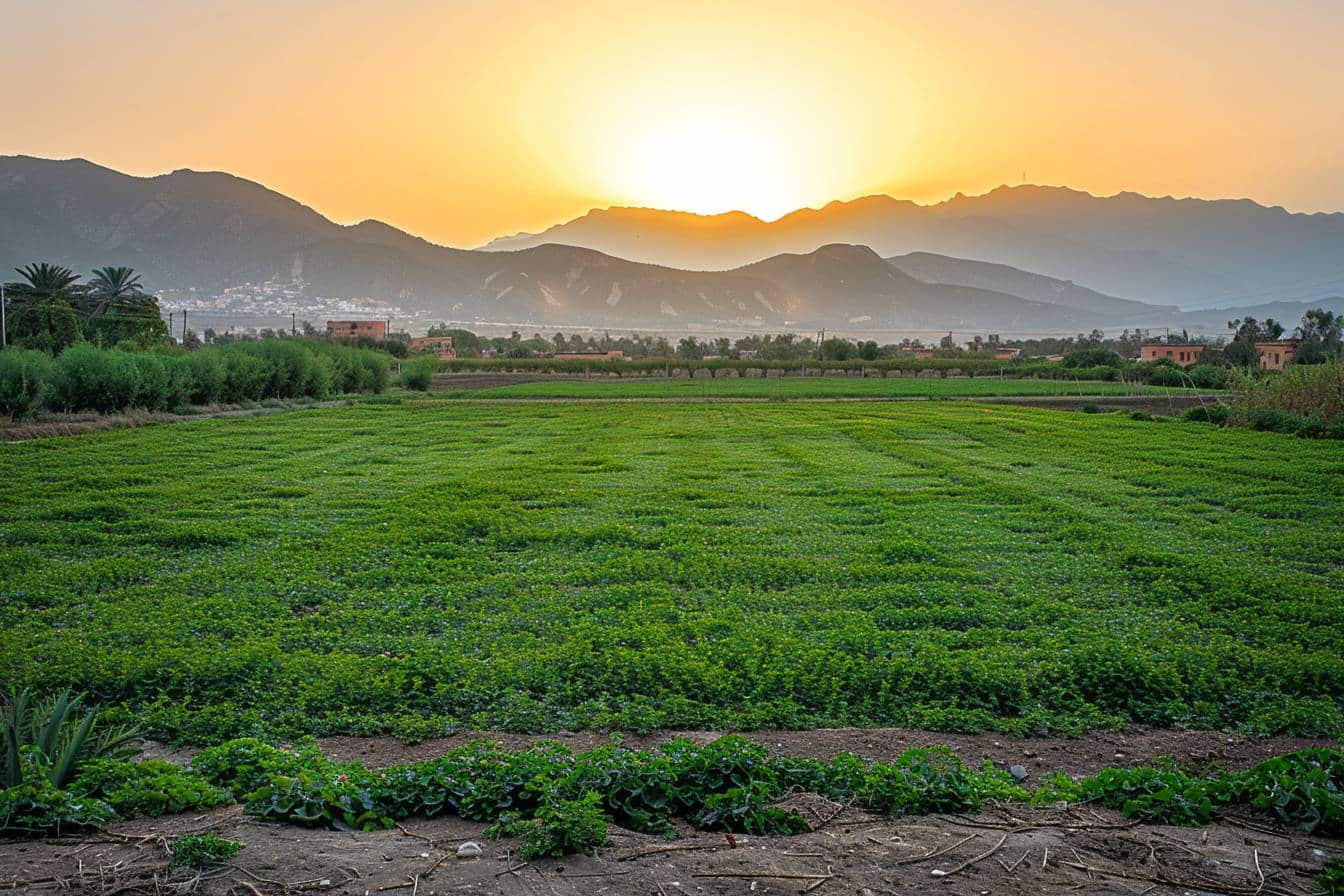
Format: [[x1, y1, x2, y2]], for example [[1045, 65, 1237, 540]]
[[3, 0, 1341, 247]]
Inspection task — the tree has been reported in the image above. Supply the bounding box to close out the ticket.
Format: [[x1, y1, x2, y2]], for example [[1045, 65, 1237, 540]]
[[10, 263, 80, 300], [5, 264, 83, 352], [676, 337, 704, 360], [87, 266, 143, 314], [1294, 308, 1343, 364]]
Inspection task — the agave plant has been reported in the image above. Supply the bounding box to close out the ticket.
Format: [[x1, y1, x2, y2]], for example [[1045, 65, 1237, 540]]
[[3, 688, 142, 788]]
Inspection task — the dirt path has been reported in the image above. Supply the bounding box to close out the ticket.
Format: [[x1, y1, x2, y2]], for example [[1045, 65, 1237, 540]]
[[4, 801, 1335, 895]]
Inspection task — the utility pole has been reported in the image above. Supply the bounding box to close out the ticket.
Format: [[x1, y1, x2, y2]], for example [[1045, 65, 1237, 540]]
[[292, 312, 296, 337], [182, 310, 188, 343], [169, 311, 174, 339], [1, 283, 6, 348]]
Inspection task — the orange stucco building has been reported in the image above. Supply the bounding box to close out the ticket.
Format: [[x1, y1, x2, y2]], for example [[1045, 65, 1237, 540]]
[[327, 320, 387, 340], [409, 336, 458, 359], [1254, 341, 1298, 370], [1139, 343, 1205, 367]]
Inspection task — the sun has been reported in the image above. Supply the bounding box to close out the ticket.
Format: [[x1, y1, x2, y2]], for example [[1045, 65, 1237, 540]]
[[600, 110, 811, 220]]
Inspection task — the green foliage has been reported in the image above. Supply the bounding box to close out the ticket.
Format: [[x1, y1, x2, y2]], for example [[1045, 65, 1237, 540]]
[[1230, 360, 1344, 438], [3, 689, 140, 789], [511, 791, 611, 858], [1080, 762, 1216, 825], [0, 756, 116, 835], [71, 759, 230, 817], [1181, 404, 1230, 425], [0, 349, 52, 419], [1320, 858, 1344, 896], [0, 338, 393, 416], [1, 401, 1340, 740], [169, 833, 244, 867], [397, 355, 439, 391]]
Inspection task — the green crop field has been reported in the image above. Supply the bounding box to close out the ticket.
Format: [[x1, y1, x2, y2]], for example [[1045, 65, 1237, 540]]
[[446, 376, 1188, 400], [2, 399, 1341, 744]]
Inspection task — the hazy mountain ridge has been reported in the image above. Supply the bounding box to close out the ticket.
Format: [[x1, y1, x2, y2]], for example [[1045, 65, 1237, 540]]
[[481, 186, 1344, 309], [3, 155, 1340, 334]]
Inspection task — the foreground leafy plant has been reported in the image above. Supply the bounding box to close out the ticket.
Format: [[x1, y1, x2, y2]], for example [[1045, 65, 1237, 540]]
[[3, 689, 141, 788], [169, 833, 244, 868]]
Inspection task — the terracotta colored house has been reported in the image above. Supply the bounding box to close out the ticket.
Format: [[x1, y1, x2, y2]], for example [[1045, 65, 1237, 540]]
[[1139, 343, 1205, 367], [1255, 341, 1298, 370], [409, 335, 458, 359], [327, 320, 387, 340], [993, 349, 1020, 361]]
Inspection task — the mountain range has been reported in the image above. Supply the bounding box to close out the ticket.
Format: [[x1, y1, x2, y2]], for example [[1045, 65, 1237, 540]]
[[2, 155, 1341, 335], [484, 190, 1344, 311]]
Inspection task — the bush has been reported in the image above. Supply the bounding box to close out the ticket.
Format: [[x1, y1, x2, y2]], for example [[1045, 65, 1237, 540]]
[[72, 759, 230, 817], [1181, 404, 1230, 425], [47, 344, 141, 413], [398, 355, 439, 391], [1230, 360, 1344, 438], [0, 759, 115, 835], [499, 791, 611, 858], [1186, 364, 1231, 389], [0, 349, 52, 419], [169, 833, 244, 867], [1061, 348, 1124, 369]]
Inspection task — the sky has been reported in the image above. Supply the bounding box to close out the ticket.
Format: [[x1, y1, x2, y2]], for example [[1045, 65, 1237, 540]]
[[2, 0, 1342, 247]]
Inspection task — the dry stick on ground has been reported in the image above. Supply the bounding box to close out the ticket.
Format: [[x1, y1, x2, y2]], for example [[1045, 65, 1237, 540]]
[[930, 831, 1011, 878], [617, 842, 739, 861], [1056, 859, 1301, 896], [893, 833, 979, 865], [691, 872, 835, 881]]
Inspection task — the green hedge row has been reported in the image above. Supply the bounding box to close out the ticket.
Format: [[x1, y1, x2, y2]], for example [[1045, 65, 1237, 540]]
[[5, 736, 1341, 851], [0, 340, 392, 418]]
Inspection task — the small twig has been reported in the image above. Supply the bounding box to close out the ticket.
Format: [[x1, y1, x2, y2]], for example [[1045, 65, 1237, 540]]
[[894, 833, 979, 866], [931, 831, 1010, 877], [691, 872, 834, 881], [557, 870, 633, 878], [495, 861, 530, 878], [617, 842, 735, 861]]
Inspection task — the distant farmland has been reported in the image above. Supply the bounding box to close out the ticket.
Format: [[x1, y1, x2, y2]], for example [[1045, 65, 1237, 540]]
[[443, 376, 1189, 400], [1, 399, 1340, 743]]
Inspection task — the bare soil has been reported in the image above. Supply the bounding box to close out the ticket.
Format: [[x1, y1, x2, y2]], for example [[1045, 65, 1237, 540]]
[[11, 728, 1338, 896], [311, 726, 1324, 778]]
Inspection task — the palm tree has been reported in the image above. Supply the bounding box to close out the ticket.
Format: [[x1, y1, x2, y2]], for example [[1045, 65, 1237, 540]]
[[11, 263, 80, 299], [88, 266, 145, 316]]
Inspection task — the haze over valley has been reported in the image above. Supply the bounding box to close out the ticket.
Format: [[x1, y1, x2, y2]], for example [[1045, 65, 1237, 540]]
[[4, 155, 1341, 338]]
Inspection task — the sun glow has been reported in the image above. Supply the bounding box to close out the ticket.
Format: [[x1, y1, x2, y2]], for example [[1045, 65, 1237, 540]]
[[599, 109, 818, 220], [508, 2, 920, 224]]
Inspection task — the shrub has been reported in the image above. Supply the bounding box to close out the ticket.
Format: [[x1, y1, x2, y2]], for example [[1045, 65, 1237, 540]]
[[0, 758, 116, 835], [46, 344, 140, 413], [501, 791, 610, 858], [398, 355, 439, 391], [169, 833, 244, 867], [183, 350, 227, 404], [72, 759, 230, 817], [1181, 404, 1230, 425], [1230, 360, 1344, 437], [0, 349, 52, 419]]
